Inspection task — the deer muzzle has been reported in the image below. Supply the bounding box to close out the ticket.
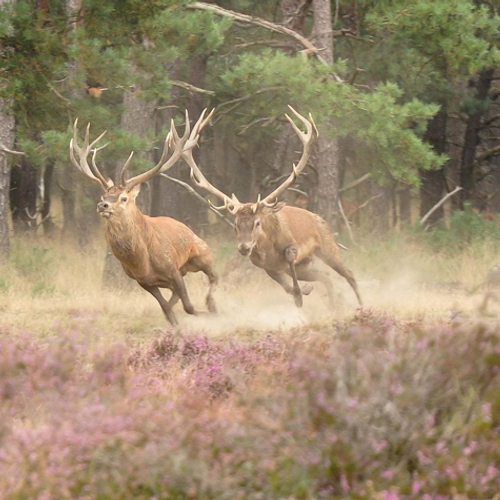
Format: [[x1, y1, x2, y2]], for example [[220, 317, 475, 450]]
[[97, 201, 112, 217], [238, 243, 253, 256]]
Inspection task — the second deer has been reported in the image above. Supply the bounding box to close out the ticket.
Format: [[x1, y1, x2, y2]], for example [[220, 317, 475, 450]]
[[70, 110, 217, 326], [174, 106, 362, 309]]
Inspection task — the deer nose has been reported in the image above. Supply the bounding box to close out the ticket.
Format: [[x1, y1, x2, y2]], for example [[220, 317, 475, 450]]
[[97, 201, 109, 212], [238, 243, 251, 256]]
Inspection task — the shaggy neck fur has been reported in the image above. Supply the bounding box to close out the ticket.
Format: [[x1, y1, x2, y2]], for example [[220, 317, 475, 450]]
[[104, 206, 150, 263]]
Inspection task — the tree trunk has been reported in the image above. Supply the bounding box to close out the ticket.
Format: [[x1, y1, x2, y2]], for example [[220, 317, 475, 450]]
[[120, 83, 157, 214], [419, 105, 448, 226], [460, 68, 494, 208], [399, 186, 412, 225], [151, 61, 183, 220], [62, 0, 83, 241], [185, 53, 209, 234], [0, 98, 15, 259], [310, 0, 340, 231], [9, 158, 37, 234], [268, 0, 313, 199], [102, 77, 157, 289], [41, 162, 56, 235], [371, 183, 390, 236]]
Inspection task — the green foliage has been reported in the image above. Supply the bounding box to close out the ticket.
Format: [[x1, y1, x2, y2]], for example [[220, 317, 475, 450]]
[[367, 0, 500, 76], [417, 204, 500, 254], [362, 0, 500, 105], [0, 279, 12, 293], [10, 242, 53, 278], [31, 280, 56, 298], [216, 51, 444, 185], [1, 0, 499, 210]]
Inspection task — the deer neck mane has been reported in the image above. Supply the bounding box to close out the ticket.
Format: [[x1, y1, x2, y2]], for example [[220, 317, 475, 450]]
[[104, 205, 149, 260]]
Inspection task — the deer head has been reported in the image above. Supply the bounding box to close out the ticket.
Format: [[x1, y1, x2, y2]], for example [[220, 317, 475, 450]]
[[69, 109, 214, 220], [171, 106, 318, 255]]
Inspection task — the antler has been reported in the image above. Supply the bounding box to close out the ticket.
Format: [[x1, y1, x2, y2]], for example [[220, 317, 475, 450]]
[[122, 112, 186, 190], [258, 105, 318, 208], [70, 119, 114, 191], [171, 108, 243, 215]]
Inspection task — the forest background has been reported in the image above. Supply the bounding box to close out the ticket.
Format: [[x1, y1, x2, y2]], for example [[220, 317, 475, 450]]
[[2, 0, 500, 269]]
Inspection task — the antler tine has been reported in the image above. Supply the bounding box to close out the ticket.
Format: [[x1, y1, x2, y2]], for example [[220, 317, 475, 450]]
[[69, 119, 114, 190], [175, 109, 241, 213], [258, 107, 318, 207], [124, 111, 193, 190], [119, 151, 135, 186]]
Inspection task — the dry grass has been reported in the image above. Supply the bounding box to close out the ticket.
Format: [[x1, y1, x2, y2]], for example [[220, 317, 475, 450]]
[[0, 233, 497, 342]]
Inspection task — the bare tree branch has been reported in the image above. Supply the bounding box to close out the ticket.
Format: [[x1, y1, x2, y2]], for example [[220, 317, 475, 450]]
[[0, 144, 25, 156], [188, 2, 343, 82], [160, 173, 233, 227], [171, 80, 215, 96], [339, 172, 372, 193], [420, 186, 462, 227], [338, 199, 357, 245], [475, 144, 500, 163]]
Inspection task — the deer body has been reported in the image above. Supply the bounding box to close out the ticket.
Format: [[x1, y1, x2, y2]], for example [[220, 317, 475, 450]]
[[175, 107, 363, 309], [70, 110, 217, 326], [104, 210, 213, 287], [235, 204, 361, 307], [243, 207, 320, 270]]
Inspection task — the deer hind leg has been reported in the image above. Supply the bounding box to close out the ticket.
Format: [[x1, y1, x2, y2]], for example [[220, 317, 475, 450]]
[[284, 245, 306, 308], [169, 291, 180, 309], [172, 270, 205, 316], [205, 270, 218, 314], [295, 268, 335, 307], [317, 248, 363, 308], [479, 287, 500, 314], [140, 284, 178, 327], [188, 256, 218, 314]]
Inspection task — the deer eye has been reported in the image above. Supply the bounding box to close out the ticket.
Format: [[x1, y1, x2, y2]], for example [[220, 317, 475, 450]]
[[255, 220, 261, 228], [121, 197, 128, 202]]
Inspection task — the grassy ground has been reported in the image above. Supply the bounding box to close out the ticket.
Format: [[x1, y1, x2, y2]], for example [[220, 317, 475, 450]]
[[0, 232, 497, 339]]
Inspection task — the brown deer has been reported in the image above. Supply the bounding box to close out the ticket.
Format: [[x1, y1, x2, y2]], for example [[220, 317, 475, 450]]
[[69, 110, 218, 327], [173, 106, 362, 309]]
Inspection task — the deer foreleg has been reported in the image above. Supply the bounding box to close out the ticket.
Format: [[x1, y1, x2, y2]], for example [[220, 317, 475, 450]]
[[266, 270, 313, 297], [285, 245, 305, 308], [140, 284, 178, 327]]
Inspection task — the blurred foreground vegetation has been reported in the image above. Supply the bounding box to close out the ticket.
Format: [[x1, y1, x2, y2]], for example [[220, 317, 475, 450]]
[[1, 310, 500, 499]]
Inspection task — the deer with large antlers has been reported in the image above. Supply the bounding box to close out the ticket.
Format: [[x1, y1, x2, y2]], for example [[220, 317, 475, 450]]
[[175, 106, 362, 309], [69, 110, 218, 326]]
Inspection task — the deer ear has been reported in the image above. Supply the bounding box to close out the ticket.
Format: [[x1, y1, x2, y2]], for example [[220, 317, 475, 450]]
[[128, 183, 141, 199], [261, 201, 286, 215]]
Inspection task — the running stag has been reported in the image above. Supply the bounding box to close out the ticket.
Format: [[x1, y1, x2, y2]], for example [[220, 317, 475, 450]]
[[69, 110, 218, 326], [174, 106, 362, 309]]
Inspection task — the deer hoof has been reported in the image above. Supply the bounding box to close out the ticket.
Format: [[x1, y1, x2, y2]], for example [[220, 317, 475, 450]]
[[207, 297, 217, 314], [293, 292, 303, 308], [301, 284, 313, 295]]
